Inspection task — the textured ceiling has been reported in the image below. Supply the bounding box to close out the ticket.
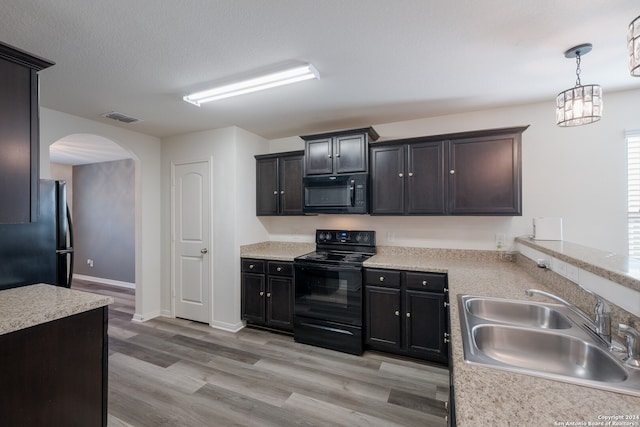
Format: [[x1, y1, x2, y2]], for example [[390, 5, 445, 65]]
[[2, 0, 639, 147]]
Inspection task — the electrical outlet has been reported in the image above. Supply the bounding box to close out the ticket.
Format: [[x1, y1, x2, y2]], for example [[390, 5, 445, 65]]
[[87, 259, 94, 268], [495, 233, 505, 250]]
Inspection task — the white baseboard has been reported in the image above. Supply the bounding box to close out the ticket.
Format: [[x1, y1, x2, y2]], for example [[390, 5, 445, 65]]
[[210, 319, 245, 333], [74, 274, 135, 289], [132, 310, 161, 322]]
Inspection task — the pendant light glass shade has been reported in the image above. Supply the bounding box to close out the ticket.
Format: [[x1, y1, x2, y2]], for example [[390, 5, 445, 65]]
[[629, 15, 640, 76], [555, 44, 602, 127], [556, 84, 603, 126]]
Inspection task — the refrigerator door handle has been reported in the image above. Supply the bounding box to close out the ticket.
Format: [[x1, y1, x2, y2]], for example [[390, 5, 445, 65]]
[[66, 205, 74, 287]]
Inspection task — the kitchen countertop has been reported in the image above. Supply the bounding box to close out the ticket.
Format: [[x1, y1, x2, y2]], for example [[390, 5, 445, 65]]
[[0, 283, 113, 335], [240, 241, 640, 425], [517, 236, 640, 293]]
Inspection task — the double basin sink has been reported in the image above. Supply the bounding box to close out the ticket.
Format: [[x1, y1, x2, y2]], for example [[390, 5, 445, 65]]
[[458, 295, 640, 396]]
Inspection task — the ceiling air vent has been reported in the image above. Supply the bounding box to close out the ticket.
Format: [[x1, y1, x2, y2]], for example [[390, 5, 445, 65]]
[[101, 111, 142, 124]]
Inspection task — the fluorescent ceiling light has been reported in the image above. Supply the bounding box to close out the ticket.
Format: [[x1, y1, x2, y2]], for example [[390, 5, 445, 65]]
[[183, 63, 319, 105]]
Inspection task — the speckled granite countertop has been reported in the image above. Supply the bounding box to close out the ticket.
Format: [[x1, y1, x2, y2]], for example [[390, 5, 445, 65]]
[[242, 242, 640, 425], [240, 241, 315, 261], [517, 236, 640, 293], [0, 283, 113, 335]]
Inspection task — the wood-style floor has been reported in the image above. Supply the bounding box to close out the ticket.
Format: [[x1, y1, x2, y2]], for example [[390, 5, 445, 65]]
[[72, 279, 450, 427]]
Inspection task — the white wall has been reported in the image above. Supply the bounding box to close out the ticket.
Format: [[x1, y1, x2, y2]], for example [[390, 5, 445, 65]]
[[161, 126, 268, 330], [263, 88, 640, 255], [40, 108, 162, 321]]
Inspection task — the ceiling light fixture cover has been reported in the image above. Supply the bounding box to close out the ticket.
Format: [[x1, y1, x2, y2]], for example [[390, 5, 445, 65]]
[[556, 44, 602, 127], [629, 15, 640, 76], [183, 63, 319, 105]]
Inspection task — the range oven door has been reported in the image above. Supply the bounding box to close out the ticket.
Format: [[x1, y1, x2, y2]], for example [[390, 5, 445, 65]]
[[294, 261, 363, 326]]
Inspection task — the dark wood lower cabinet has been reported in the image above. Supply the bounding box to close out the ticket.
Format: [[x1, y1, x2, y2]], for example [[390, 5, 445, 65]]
[[241, 258, 293, 332], [0, 307, 108, 427], [365, 268, 449, 364]]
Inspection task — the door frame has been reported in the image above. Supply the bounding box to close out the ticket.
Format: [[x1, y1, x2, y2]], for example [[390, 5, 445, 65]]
[[170, 158, 213, 324]]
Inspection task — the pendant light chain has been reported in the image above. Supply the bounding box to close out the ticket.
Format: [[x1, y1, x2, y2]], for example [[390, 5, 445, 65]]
[[575, 53, 582, 87]]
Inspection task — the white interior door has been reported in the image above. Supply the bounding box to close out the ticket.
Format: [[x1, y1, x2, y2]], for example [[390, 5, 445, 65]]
[[173, 160, 210, 323]]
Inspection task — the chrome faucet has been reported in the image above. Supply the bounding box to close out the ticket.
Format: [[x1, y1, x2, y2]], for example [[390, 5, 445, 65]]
[[618, 324, 640, 368], [525, 288, 611, 345]]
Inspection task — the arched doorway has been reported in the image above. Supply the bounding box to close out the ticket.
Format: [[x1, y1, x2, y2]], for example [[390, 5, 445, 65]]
[[50, 134, 137, 309]]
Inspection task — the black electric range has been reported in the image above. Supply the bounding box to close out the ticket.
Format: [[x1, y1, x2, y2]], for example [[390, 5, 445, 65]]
[[293, 229, 375, 355]]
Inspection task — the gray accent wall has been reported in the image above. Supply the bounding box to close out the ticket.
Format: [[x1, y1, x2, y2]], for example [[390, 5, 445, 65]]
[[73, 159, 135, 283]]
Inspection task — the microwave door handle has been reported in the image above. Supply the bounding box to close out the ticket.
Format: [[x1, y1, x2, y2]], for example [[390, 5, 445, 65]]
[[350, 180, 355, 207]]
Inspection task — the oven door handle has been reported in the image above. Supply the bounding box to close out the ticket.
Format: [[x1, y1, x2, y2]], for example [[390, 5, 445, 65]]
[[294, 262, 362, 272]]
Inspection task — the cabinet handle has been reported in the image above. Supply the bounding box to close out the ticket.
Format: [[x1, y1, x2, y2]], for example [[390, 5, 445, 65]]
[[408, 172, 414, 177], [444, 337, 451, 344], [266, 292, 271, 298], [280, 190, 284, 194], [444, 301, 450, 308], [406, 312, 411, 318], [445, 401, 448, 410], [328, 154, 332, 158], [394, 310, 399, 316], [276, 267, 282, 272], [422, 280, 428, 286], [259, 291, 264, 296], [444, 287, 449, 293], [335, 153, 340, 157], [379, 276, 385, 282], [273, 190, 278, 195], [398, 173, 403, 177], [249, 264, 255, 269], [449, 170, 455, 175]]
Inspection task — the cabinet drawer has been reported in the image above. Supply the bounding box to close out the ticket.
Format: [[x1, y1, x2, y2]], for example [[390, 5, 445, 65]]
[[268, 261, 293, 276], [405, 272, 447, 292], [241, 259, 265, 273], [365, 269, 401, 287]]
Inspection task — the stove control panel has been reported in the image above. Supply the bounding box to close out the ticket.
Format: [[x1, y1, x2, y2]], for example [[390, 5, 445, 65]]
[[316, 229, 375, 246]]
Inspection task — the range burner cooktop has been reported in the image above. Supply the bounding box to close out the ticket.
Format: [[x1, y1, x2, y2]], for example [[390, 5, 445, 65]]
[[294, 229, 376, 267], [295, 250, 373, 265]]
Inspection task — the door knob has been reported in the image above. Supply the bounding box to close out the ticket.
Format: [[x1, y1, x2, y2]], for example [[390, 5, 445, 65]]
[[201, 248, 208, 254]]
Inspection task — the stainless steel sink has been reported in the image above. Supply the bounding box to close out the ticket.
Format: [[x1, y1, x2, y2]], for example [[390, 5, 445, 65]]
[[465, 297, 573, 329], [473, 325, 628, 382], [458, 295, 640, 396]]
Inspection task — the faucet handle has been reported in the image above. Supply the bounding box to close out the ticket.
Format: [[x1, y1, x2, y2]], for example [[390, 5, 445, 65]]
[[617, 324, 640, 368]]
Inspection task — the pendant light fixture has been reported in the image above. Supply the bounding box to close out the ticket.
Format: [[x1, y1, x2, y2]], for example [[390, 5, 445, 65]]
[[629, 15, 640, 76], [555, 43, 603, 127]]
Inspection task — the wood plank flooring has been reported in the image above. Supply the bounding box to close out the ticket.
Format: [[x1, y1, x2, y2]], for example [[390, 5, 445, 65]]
[[72, 279, 450, 427]]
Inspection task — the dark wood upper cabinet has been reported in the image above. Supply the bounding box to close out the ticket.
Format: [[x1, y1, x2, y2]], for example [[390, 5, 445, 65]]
[[370, 141, 445, 215], [301, 127, 379, 176], [370, 126, 526, 216], [0, 42, 54, 224], [255, 150, 304, 216], [448, 133, 522, 215]]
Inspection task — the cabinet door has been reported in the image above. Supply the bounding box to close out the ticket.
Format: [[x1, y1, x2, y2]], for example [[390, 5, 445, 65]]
[[241, 272, 266, 324], [279, 155, 304, 215], [406, 141, 445, 214], [334, 133, 367, 174], [404, 290, 447, 360], [267, 276, 293, 331], [305, 137, 333, 175], [256, 158, 278, 215], [370, 145, 405, 214], [0, 59, 36, 223], [448, 135, 521, 215], [365, 286, 401, 349]]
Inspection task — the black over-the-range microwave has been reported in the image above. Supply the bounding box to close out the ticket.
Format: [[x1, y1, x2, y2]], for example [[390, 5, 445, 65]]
[[303, 173, 369, 214]]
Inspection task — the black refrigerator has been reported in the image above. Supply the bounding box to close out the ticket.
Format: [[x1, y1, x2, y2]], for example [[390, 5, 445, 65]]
[[0, 180, 74, 291]]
